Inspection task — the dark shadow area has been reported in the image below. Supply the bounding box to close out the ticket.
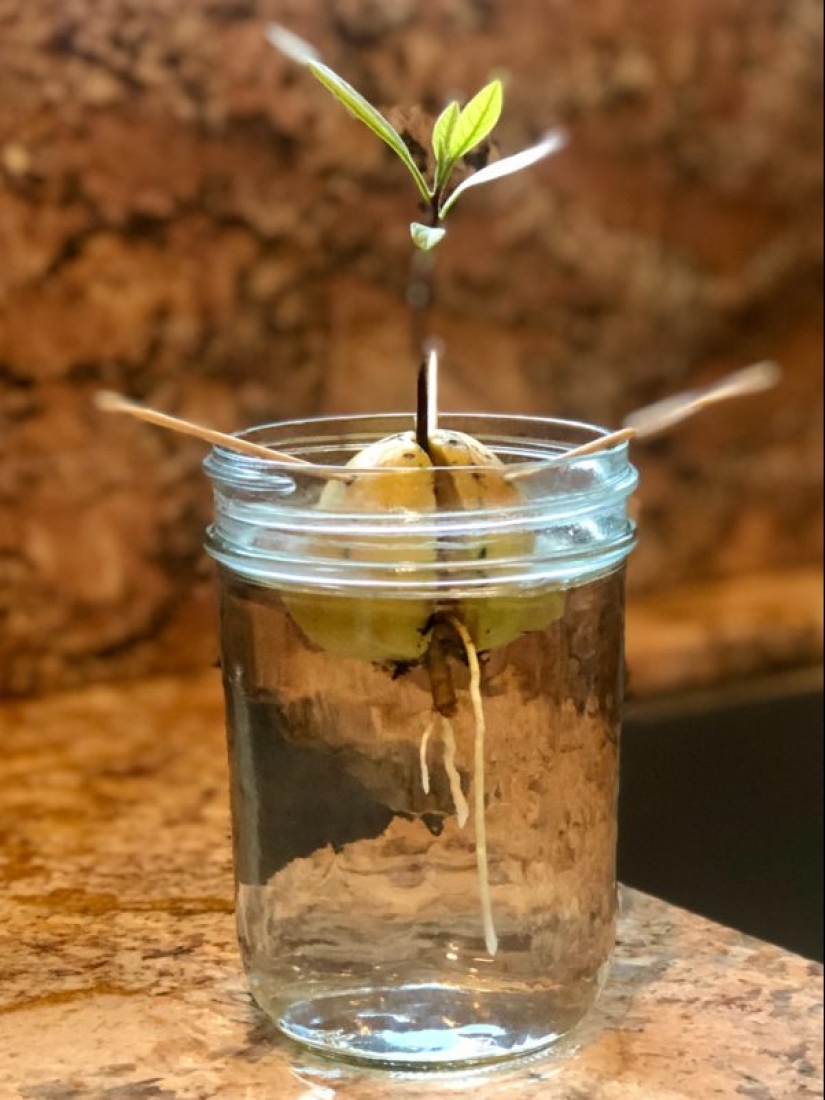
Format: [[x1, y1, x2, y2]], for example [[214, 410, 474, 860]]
[[619, 671, 824, 962]]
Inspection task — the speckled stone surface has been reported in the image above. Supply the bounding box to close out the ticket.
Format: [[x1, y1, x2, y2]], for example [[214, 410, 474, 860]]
[[0, 672, 821, 1100]]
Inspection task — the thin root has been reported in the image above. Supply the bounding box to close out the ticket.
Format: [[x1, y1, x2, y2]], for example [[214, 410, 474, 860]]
[[441, 718, 470, 829], [419, 718, 436, 796], [419, 715, 469, 828], [446, 616, 499, 959]]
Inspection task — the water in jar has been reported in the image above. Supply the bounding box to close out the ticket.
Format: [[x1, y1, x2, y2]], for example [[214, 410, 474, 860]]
[[219, 567, 624, 1069]]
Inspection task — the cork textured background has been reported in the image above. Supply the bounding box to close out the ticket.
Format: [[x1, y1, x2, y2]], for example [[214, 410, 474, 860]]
[[0, 0, 822, 694]]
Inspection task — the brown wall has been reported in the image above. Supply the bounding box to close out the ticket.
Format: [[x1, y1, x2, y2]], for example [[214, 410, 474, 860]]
[[0, 0, 822, 695]]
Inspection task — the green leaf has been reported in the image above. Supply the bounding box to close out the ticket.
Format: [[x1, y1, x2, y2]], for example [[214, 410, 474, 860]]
[[440, 129, 567, 218], [433, 101, 460, 165], [448, 80, 504, 162], [410, 222, 447, 251], [432, 101, 461, 192], [306, 61, 432, 202]]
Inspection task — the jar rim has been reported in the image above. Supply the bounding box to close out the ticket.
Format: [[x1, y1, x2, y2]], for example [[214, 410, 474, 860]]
[[204, 414, 638, 595], [204, 412, 622, 484]]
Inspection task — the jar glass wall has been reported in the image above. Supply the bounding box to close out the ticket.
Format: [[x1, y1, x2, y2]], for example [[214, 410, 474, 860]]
[[205, 414, 637, 1070]]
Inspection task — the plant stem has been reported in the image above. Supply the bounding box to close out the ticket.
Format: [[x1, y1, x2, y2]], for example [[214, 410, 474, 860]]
[[416, 356, 432, 453], [408, 191, 443, 364]]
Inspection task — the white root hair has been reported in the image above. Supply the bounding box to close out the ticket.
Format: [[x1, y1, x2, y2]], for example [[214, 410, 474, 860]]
[[446, 616, 499, 959]]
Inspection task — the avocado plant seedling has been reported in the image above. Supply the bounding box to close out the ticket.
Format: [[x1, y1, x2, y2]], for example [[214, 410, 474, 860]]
[[96, 29, 781, 958], [267, 24, 566, 258], [265, 26, 579, 955]]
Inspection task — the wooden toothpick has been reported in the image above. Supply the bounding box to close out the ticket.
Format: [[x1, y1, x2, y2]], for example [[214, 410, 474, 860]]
[[505, 361, 782, 481], [94, 392, 341, 479], [624, 360, 781, 439], [504, 428, 637, 483], [563, 427, 638, 460]]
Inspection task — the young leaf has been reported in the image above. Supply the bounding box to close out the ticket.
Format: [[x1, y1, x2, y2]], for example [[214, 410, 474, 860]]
[[440, 129, 568, 218], [448, 80, 504, 162], [411, 222, 447, 251], [306, 62, 432, 202], [435, 103, 462, 168], [266, 25, 432, 203]]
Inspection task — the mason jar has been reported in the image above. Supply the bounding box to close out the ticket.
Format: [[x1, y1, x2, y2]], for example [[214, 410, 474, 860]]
[[204, 414, 637, 1070]]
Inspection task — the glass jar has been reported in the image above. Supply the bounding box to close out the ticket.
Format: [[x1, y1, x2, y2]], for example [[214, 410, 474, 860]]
[[205, 414, 637, 1070]]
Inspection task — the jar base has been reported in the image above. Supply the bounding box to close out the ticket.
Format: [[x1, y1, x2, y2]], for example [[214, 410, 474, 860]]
[[259, 982, 593, 1070]]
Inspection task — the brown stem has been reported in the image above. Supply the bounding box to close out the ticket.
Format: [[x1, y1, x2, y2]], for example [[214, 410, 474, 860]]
[[416, 356, 432, 454], [426, 618, 459, 718], [416, 346, 441, 456]]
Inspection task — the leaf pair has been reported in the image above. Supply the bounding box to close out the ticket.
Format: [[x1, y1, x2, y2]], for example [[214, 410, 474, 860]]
[[266, 25, 567, 251], [432, 80, 503, 193]]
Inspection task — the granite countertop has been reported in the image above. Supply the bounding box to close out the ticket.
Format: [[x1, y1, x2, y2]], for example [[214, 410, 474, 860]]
[[0, 672, 822, 1100]]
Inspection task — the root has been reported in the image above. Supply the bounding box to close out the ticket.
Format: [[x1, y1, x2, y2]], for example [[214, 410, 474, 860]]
[[419, 718, 436, 796], [441, 718, 470, 829], [419, 715, 469, 828], [446, 616, 499, 959]]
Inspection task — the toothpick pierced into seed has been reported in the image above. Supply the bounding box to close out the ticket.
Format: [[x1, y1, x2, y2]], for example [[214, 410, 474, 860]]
[[97, 357, 780, 487], [94, 391, 345, 481], [624, 360, 781, 438], [505, 360, 781, 481]]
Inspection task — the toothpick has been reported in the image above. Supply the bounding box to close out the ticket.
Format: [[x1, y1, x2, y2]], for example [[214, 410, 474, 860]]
[[94, 392, 342, 480], [563, 427, 638, 460], [505, 428, 637, 482], [624, 360, 781, 439], [505, 361, 781, 481]]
